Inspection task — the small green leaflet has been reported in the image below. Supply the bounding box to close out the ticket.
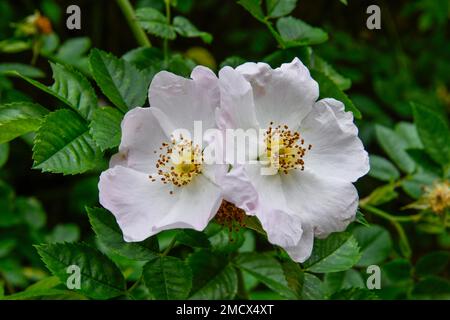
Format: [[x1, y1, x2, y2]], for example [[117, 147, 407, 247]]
[[276, 16, 328, 47], [188, 250, 237, 299], [16, 63, 97, 120], [237, 0, 265, 22], [0, 102, 49, 144], [136, 7, 176, 40], [234, 252, 299, 299], [412, 102, 450, 167], [303, 232, 361, 273], [375, 124, 416, 173], [312, 70, 361, 118], [32, 109, 102, 175], [368, 155, 400, 182], [35, 243, 126, 300], [89, 107, 123, 151], [142, 256, 192, 300], [87, 207, 159, 261], [0, 63, 45, 78], [353, 225, 392, 267], [266, 0, 298, 18], [173, 16, 213, 43], [89, 49, 150, 112]]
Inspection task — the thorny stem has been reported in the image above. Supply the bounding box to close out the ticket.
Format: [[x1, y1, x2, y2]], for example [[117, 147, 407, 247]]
[[116, 0, 151, 48]]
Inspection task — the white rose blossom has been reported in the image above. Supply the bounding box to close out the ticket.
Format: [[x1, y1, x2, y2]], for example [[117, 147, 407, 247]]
[[217, 58, 370, 262], [99, 66, 223, 242], [99, 58, 369, 264]]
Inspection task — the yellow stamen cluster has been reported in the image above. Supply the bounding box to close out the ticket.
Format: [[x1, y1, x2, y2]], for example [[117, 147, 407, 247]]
[[215, 200, 247, 242], [265, 122, 311, 174], [149, 136, 202, 189], [426, 181, 450, 215]]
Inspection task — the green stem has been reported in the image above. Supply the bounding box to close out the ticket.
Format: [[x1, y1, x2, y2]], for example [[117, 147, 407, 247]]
[[116, 0, 151, 47], [264, 18, 286, 49], [161, 237, 177, 257], [163, 0, 171, 63], [361, 204, 423, 222], [392, 220, 412, 258]]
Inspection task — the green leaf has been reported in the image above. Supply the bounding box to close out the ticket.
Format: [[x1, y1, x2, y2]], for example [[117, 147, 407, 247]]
[[0, 143, 9, 168], [56, 37, 91, 61], [16, 197, 46, 229], [0, 181, 18, 227], [17, 63, 97, 120], [89, 49, 150, 112], [412, 102, 450, 166], [407, 149, 442, 176], [415, 251, 450, 278], [234, 252, 298, 299], [142, 256, 192, 300], [173, 16, 212, 43], [0, 39, 31, 53], [47, 224, 80, 243], [87, 207, 159, 261], [301, 273, 325, 299], [330, 288, 379, 300], [237, 0, 265, 22], [375, 124, 416, 173], [35, 243, 126, 299], [266, 0, 297, 18], [324, 269, 364, 296], [175, 229, 211, 248], [412, 276, 450, 298], [0, 238, 16, 258], [395, 122, 423, 149], [122, 47, 164, 71], [355, 210, 370, 227], [401, 170, 437, 199], [368, 155, 400, 182], [276, 16, 328, 47], [281, 260, 303, 297], [4, 276, 86, 300], [0, 63, 45, 78], [220, 56, 246, 69], [310, 54, 351, 90], [32, 109, 102, 174], [361, 183, 398, 206], [383, 258, 412, 284], [0, 102, 49, 144], [353, 225, 392, 267], [208, 225, 246, 253], [188, 250, 237, 299], [136, 8, 176, 39], [303, 233, 361, 273], [89, 107, 123, 151], [311, 70, 361, 118]]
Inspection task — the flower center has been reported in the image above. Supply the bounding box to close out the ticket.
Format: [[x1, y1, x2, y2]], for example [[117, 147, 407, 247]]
[[149, 136, 202, 188], [264, 122, 311, 174], [215, 200, 247, 242], [427, 181, 450, 215]]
